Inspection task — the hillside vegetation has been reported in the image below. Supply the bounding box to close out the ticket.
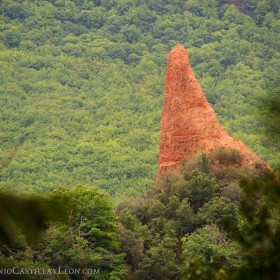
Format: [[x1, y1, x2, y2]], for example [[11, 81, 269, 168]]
[[1, 150, 279, 279], [1, 1, 280, 278], [1, 0, 279, 197]]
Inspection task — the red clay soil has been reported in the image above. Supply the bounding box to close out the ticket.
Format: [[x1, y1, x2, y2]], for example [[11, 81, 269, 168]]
[[157, 44, 269, 179]]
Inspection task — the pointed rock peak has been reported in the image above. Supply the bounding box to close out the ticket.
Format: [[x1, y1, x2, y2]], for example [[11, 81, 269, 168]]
[[164, 44, 208, 114], [168, 44, 190, 65], [157, 45, 270, 179], [166, 44, 192, 77]]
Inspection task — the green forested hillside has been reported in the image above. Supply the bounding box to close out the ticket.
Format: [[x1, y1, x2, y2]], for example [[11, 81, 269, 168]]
[[117, 151, 280, 279], [1, 0, 279, 196]]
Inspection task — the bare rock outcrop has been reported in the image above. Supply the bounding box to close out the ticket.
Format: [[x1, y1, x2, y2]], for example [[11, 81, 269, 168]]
[[157, 44, 269, 179]]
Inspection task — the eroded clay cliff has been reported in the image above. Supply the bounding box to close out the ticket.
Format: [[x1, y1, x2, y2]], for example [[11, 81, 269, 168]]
[[157, 44, 269, 179]]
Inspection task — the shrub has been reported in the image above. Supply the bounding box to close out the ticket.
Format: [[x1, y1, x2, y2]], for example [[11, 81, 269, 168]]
[[210, 147, 244, 165]]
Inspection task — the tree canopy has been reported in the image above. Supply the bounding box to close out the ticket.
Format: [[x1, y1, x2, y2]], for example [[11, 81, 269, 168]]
[[0, 0, 279, 198]]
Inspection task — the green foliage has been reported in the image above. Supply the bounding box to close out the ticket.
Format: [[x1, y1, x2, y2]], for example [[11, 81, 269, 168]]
[[200, 153, 210, 174], [221, 182, 245, 205], [0, 191, 66, 247], [136, 235, 179, 280], [0, 0, 279, 199], [119, 209, 149, 269], [197, 197, 239, 228], [175, 198, 195, 235], [228, 176, 280, 279], [182, 224, 245, 269], [0, 186, 128, 279], [210, 147, 244, 166], [37, 186, 127, 278], [180, 256, 218, 280], [118, 155, 270, 279], [187, 170, 219, 212], [0, 1, 279, 277]]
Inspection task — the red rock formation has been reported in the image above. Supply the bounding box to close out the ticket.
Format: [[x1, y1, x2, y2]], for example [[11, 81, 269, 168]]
[[157, 44, 269, 179]]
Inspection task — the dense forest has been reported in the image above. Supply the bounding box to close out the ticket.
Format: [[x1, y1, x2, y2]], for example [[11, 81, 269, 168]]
[[1, 149, 280, 279], [1, 0, 279, 198], [0, 0, 280, 279]]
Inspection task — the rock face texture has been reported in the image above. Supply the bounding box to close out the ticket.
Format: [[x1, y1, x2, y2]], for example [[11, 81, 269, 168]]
[[157, 44, 268, 179]]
